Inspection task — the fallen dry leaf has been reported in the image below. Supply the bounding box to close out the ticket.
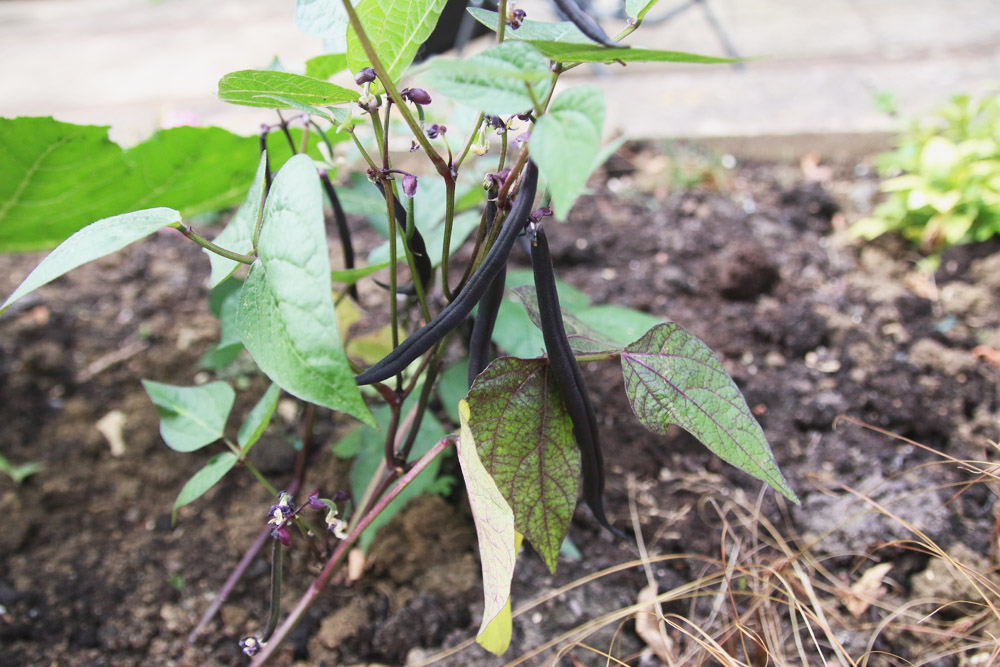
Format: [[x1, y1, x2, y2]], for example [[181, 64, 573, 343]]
[[973, 345, 1000, 370], [634, 583, 675, 663], [95, 410, 127, 457], [841, 562, 893, 617]]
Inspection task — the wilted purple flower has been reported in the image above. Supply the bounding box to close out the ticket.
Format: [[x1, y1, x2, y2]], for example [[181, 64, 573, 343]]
[[401, 88, 432, 105], [354, 67, 376, 85], [402, 173, 418, 198], [426, 124, 446, 139], [272, 525, 291, 547], [530, 206, 553, 222], [239, 636, 262, 657], [506, 7, 526, 29], [306, 489, 326, 511], [267, 491, 294, 525], [410, 140, 420, 152], [331, 490, 350, 503]]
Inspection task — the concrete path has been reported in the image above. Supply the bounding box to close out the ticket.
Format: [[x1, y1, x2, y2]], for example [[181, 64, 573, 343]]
[[1, 0, 997, 148]]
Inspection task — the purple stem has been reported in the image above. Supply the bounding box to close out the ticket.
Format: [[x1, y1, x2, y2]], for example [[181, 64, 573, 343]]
[[249, 435, 455, 665]]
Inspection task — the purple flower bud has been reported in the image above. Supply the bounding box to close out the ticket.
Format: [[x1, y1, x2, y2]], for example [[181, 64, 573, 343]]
[[354, 67, 376, 85], [331, 490, 350, 503], [426, 124, 446, 139], [410, 140, 420, 153], [402, 173, 418, 198], [272, 525, 291, 547], [401, 87, 432, 105]]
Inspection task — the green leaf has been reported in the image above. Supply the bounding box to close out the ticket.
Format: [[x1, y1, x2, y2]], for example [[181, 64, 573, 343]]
[[457, 400, 517, 654], [142, 380, 236, 453], [238, 384, 282, 453], [436, 359, 471, 424], [218, 70, 357, 109], [621, 323, 797, 502], [625, 0, 663, 22], [172, 452, 238, 519], [251, 95, 335, 121], [466, 357, 580, 573], [467, 8, 591, 43], [511, 286, 619, 354], [200, 278, 245, 369], [1, 208, 180, 316], [528, 41, 738, 65], [422, 41, 552, 115], [208, 151, 268, 287], [330, 260, 392, 284], [296, 0, 352, 38], [0, 452, 41, 484], [346, 0, 449, 88], [491, 269, 589, 359], [575, 305, 662, 346], [532, 86, 605, 219], [0, 118, 260, 252], [306, 53, 349, 79], [236, 155, 373, 426], [338, 401, 449, 551]]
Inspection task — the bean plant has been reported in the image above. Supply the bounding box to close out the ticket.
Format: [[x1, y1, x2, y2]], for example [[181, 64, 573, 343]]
[[0, 0, 797, 661]]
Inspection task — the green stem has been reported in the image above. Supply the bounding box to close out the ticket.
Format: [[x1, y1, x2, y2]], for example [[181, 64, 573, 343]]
[[439, 176, 457, 300], [340, 0, 449, 178], [453, 113, 485, 171], [497, 0, 507, 42], [348, 129, 380, 172], [243, 458, 279, 497], [172, 224, 255, 264], [574, 351, 621, 363]]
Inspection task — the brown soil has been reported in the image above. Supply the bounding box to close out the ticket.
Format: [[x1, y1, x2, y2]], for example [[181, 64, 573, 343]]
[[2, 144, 999, 666]]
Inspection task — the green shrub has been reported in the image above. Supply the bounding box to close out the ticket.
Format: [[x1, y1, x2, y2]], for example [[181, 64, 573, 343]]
[[854, 89, 1000, 252]]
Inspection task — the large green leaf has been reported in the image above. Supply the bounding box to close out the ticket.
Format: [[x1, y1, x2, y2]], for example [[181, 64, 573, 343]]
[[1, 208, 181, 316], [529, 41, 737, 64], [0, 118, 259, 252], [466, 7, 594, 44], [237, 383, 282, 453], [422, 41, 552, 115], [621, 323, 797, 502], [467, 8, 591, 43], [142, 380, 236, 453], [531, 86, 605, 219], [346, 0, 448, 87], [236, 155, 373, 426], [172, 452, 238, 519], [208, 151, 268, 287], [200, 278, 245, 369], [457, 400, 517, 655], [218, 69, 357, 109], [466, 358, 579, 573]]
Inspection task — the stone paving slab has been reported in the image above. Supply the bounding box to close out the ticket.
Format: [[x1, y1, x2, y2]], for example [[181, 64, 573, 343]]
[[0, 0, 997, 146]]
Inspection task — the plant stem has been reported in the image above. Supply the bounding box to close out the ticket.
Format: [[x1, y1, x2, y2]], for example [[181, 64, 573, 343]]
[[260, 538, 283, 641], [188, 407, 317, 644], [497, 0, 507, 42], [249, 435, 455, 665], [453, 112, 485, 170], [243, 459, 280, 497], [340, 0, 449, 178], [171, 224, 255, 264], [439, 177, 457, 300]]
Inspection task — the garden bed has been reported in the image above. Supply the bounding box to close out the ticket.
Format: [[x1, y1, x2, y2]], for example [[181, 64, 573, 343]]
[[2, 143, 998, 665]]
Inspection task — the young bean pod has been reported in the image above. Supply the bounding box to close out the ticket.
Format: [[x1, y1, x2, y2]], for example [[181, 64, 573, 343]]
[[355, 161, 539, 386], [467, 195, 505, 387], [551, 0, 622, 49], [374, 181, 433, 295], [319, 172, 358, 301], [530, 225, 627, 539]]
